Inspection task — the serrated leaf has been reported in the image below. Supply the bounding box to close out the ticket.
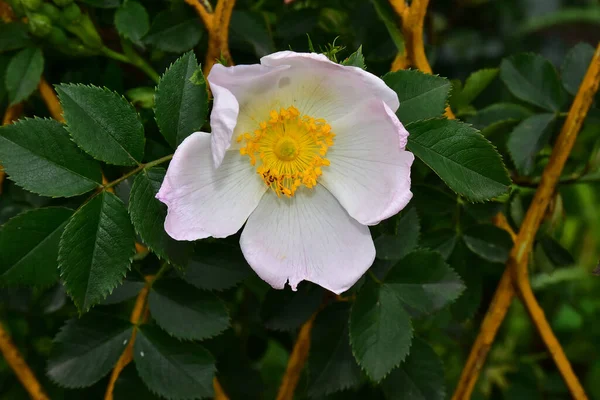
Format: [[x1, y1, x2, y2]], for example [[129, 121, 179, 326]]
[[500, 53, 566, 111], [420, 229, 458, 260], [0, 23, 32, 52], [128, 167, 192, 265], [230, 10, 275, 57], [384, 250, 464, 314], [462, 223, 513, 263], [5, 47, 44, 106], [154, 52, 208, 148], [540, 235, 574, 267], [183, 243, 252, 291], [561, 42, 596, 96], [47, 314, 132, 388], [144, 4, 203, 53], [350, 280, 413, 382], [467, 103, 533, 130], [407, 118, 511, 201], [115, 1, 149, 45], [0, 207, 72, 286], [56, 84, 145, 166], [342, 46, 366, 69], [114, 364, 162, 399], [381, 338, 445, 400], [507, 113, 556, 175], [59, 191, 135, 312], [0, 118, 102, 197], [383, 70, 451, 125], [451, 68, 498, 110], [102, 278, 145, 305], [261, 283, 323, 331], [375, 208, 420, 260], [411, 185, 456, 216], [309, 302, 363, 396], [148, 279, 229, 341], [134, 325, 215, 400]]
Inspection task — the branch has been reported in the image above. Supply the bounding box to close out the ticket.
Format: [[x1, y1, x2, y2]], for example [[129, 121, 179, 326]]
[[0, 322, 50, 400], [38, 78, 64, 122], [275, 313, 317, 400], [104, 275, 153, 400], [452, 44, 599, 400], [185, 0, 236, 76]]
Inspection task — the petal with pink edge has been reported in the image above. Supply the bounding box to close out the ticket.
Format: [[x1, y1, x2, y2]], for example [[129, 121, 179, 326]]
[[157, 131, 266, 241], [320, 98, 414, 226], [240, 188, 375, 294]]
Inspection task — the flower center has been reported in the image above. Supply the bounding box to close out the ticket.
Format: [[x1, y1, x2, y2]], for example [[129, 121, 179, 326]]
[[237, 106, 335, 198]]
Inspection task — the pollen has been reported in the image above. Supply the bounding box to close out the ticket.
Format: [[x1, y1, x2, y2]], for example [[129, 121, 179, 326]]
[[237, 106, 335, 197]]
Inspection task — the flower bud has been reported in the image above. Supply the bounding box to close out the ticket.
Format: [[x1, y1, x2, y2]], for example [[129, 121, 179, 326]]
[[22, 0, 42, 10], [61, 3, 81, 23], [52, 0, 74, 7], [28, 13, 53, 37], [40, 2, 61, 22], [48, 26, 68, 45]]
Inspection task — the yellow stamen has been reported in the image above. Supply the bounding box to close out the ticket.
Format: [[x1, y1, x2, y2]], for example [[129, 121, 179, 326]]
[[238, 106, 335, 197]]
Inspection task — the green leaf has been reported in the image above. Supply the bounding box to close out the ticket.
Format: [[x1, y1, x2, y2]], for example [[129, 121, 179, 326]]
[[59, 191, 135, 312], [383, 70, 451, 125], [309, 303, 363, 396], [155, 52, 207, 148], [0, 207, 72, 286], [128, 167, 192, 265], [125, 86, 155, 108], [148, 279, 229, 341], [467, 103, 533, 130], [517, 7, 600, 36], [102, 278, 145, 305], [114, 1, 149, 45], [507, 113, 556, 175], [462, 224, 513, 263], [80, 0, 121, 7], [114, 364, 162, 400], [420, 229, 458, 260], [452, 68, 498, 110], [5, 47, 44, 106], [56, 84, 145, 166], [407, 118, 511, 201], [261, 284, 323, 331], [144, 4, 203, 53], [47, 314, 132, 388], [381, 338, 445, 400], [183, 243, 252, 291], [230, 10, 275, 57], [561, 42, 595, 96], [342, 46, 366, 69], [500, 53, 565, 111], [134, 325, 216, 400], [540, 235, 575, 267], [0, 23, 32, 52], [375, 208, 420, 260], [350, 280, 413, 382], [384, 250, 464, 314], [0, 118, 102, 197]]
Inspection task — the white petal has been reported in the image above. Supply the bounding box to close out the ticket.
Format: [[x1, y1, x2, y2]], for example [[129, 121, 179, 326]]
[[157, 132, 266, 240], [320, 98, 414, 226], [207, 63, 290, 168], [260, 51, 400, 112], [240, 188, 375, 294]]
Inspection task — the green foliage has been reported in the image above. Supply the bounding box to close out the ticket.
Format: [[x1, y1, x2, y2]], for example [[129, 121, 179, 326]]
[[47, 314, 133, 387], [5, 47, 44, 105], [407, 118, 511, 201], [462, 224, 513, 263], [561, 43, 596, 96], [148, 279, 230, 340], [154, 52, 208, 148], [0, 207, 72, 285], [144, 4, 203, 53], [507, 114, 557, 175], [57, 84, 145, 166], [134, 325, 216, 399], [451, 68, 498, 112], [58, 191, 135, 311], [114, 1, 149, 45], [374, 208, 420, 260], [0, 118, 102, 197], [383, 70, 451, 124]]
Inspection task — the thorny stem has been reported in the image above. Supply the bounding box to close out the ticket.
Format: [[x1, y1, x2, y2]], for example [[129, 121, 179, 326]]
[[103, 154, 174, 190]]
